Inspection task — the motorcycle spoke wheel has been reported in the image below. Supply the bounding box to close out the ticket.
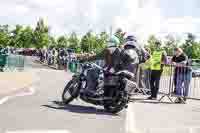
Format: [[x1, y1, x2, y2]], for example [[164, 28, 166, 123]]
[[62, 79, 79, 104], [104, 92, 128, 114]]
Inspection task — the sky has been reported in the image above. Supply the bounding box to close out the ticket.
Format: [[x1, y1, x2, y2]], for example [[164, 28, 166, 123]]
[[1, 0, 200, 42]]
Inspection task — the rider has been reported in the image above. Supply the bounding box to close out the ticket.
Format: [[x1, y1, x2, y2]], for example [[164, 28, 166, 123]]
[[104, 35, 121, 73], [120, 34, 150, 79]]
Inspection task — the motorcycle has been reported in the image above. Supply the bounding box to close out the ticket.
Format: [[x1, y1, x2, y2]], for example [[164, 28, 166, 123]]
[[61, 62, 137, 114]]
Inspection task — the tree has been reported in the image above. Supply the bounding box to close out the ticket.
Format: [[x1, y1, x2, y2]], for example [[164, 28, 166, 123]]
[[57, 36, 68, 48], [190, 42, 200, 59], [164, 34, 179, 56], [80, 34, 89, 53], [182, 33, 196, 58], [48, 35, 57, 47], [9, 25, 23, 47], [0, 25, 10, 46], [68, 32, 80, 52], [33, 18, 49, 48], [186, 33, 195, 45], [96, 31, 108, 53], [147, 35, 159, 53], [18, 26, 34, 48], [80, 30, 102, 53], [85, 31, 97, 53]]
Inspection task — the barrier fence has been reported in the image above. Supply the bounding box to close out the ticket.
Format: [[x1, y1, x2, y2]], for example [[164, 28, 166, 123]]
[[0, 54, 25, 71], [37, 55, 105, 73], [139, 63, 200, 102]]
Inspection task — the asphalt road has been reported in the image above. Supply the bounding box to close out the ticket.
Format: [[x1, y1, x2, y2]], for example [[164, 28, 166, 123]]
[[1, 57, 200, 133]]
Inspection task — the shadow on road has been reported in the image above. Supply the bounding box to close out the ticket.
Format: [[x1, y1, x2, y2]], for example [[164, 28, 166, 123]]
[[130, 97, 175, 104], [42, 101, 118, 116]]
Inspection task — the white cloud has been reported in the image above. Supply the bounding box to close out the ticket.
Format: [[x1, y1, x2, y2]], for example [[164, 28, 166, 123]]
[[0, 0, 200, 43]]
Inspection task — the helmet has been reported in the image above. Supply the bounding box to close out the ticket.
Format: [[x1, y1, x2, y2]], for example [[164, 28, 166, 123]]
[[125, 35, 137, 42], [124, 35, 138, 48], [107, 35, 120, 47]]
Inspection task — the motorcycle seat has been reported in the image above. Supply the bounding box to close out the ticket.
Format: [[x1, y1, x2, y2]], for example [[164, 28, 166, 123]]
[[116, 70, 135, 80]]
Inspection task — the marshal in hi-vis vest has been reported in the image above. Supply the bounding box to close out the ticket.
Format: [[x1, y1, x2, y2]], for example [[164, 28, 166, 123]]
[[150, 50, 163, 70]]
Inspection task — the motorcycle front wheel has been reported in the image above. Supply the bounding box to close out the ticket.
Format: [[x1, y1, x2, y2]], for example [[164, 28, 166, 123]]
[[104, 91, 128, 114], [62, 78, 80, 104]]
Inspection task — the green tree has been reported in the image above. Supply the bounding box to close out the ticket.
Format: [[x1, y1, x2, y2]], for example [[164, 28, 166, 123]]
[[190, 42, 200, 59], [163, 34, 179, 56], [48, 35, 57, 47], [80, 30, 98, 53], [96, 31, 108, 53], [9, 25, 23, 47], [147, 35, 159, 53], [57, 36, 68, 48], [0, 25, 10, 46], [33, 18, 49, 48], [182, 33, 196, 58], [68, 32, 80, 52], [80, 34, 90, 53], [20, 26, 34, 48]]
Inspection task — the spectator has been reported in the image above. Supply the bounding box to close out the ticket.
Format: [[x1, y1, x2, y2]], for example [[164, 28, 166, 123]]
[[141, 48, 151, 92], [148, 41, 168, 100], [171, 48, 192, 103]]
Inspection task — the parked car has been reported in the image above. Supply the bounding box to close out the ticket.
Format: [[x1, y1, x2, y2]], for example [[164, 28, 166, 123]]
[[192, 59, 200, 77], [23, 48, 37, 56]]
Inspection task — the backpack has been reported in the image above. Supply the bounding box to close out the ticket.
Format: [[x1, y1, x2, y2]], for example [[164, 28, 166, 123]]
[[120, 48, 139, 66]]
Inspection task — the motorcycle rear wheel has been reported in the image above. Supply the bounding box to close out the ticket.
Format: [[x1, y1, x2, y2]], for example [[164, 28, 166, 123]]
[[62, 78, 79, 104], [104, 91, 128, 114]]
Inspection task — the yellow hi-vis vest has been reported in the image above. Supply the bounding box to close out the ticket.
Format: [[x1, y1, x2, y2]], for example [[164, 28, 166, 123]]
[[150, 50, 163, 70], [141, 58, 151, 70]]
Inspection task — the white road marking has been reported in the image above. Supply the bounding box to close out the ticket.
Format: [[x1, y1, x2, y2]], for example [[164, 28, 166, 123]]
[[0, 96, 9, 104], [125, 104, 136, 133], [125, 103, 143, 133], [14, 87, 35, 97], [0, 87, 35, 105], [5, 130, 71, 133]]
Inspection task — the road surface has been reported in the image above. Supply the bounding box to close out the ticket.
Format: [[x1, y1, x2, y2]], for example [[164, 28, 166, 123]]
[[1, 57, 200, 133]]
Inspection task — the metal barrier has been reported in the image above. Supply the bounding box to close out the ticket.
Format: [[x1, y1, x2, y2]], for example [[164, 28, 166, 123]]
[[0, 54, 25, 71], [138, 63, 200, 103], [0, 54, 8, 71], [37, 54, 105, 73]]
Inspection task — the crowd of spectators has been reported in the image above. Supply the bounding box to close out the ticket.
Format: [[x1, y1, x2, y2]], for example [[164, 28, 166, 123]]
[[141, 46, 192, 103]]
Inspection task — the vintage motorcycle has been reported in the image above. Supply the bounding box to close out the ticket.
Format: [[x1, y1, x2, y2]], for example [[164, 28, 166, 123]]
[[62, 62, 137, 114]]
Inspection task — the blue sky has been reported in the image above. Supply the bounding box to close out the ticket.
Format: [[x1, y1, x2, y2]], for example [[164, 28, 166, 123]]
[[0, 0, 200, 41]]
